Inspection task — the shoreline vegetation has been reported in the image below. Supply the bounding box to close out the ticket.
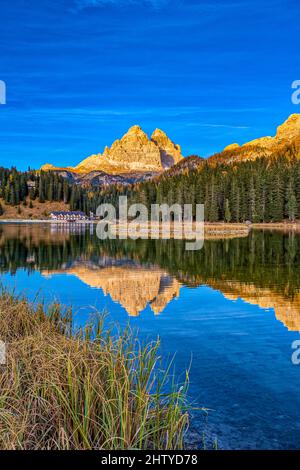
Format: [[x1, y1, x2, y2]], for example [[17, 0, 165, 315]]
[[0, 291, 188, 450]]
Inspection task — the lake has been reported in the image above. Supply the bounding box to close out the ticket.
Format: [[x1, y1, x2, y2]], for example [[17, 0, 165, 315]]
[[0, 223, 300, 449]]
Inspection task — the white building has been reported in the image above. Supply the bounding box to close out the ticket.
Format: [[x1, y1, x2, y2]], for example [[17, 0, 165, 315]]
[[50, 211, 88, 221]]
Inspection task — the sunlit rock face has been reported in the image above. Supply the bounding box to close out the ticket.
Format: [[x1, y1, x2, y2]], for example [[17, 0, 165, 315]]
[[41, 125, 183, 175], [151, 128, 183, 168], [43, 264, 180, 316], [210, 113, 300, 164], [99, 126, 163, 173]]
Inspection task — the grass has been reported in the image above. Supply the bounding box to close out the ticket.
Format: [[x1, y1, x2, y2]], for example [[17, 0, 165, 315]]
[[0, 197, 70, 220], [0, 291, 189, 450]]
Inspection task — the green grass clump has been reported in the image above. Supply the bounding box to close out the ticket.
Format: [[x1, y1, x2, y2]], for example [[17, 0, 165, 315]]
[[0, 291, 189, 450]]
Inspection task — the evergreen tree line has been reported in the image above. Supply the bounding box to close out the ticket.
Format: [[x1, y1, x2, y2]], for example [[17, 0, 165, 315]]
[[95, 155, 300, 223], [1, 154, 300, 222], [0, 168, 85, 213]]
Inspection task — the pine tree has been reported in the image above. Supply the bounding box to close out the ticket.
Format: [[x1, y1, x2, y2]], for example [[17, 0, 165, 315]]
[[224, 198, 231, 222], [286, 179, 297, 221]]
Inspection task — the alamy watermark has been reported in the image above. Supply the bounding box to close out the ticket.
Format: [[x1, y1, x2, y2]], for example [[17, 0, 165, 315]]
[[96, 196, 205, 251], [291, 340, 300, 365], [291, 80, 300, 104], [0, 80, 6, 105]]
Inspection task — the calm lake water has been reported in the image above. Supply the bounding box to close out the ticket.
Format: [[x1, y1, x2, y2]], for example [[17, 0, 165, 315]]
[[0, 223, 300, 449]]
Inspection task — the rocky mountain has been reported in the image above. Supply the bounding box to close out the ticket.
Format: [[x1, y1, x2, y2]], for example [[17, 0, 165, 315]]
[[209, 113, 300, 165], [41, 125, 183, 176]]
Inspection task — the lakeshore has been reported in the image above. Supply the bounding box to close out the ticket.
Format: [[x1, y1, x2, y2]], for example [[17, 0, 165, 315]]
[[0, 218, 299, 233], [0, 219, 249, 241], [0, 290, 188, 450]]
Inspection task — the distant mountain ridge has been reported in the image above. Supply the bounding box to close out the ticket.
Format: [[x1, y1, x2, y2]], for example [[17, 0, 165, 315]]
[[208, 113, 300, 165], [48, 169, 159, 187], [154, 113, 300, 181]]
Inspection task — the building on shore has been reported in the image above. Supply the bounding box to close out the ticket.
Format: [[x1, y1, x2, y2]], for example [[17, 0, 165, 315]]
[[27, 180, 36, 189], [50, 211, 88, 221]]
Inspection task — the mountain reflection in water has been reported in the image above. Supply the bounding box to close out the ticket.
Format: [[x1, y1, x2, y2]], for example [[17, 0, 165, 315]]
[[0, 223, 299, 330]]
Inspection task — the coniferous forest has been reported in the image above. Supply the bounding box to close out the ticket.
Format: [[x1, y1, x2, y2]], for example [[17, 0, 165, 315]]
[[1, 154, 300, 222], [93, 155, 300, 223], [0, 168, 83, 214]]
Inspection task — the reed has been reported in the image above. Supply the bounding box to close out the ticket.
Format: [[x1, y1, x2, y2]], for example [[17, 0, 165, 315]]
[[0, 291, 189, 450]]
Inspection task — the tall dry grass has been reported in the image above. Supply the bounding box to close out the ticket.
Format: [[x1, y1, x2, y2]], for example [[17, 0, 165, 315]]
[[0, 291, 188, 450]]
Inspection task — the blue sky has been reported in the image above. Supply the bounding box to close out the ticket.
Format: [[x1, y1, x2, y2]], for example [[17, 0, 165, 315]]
[[0, 0, 300, 170]]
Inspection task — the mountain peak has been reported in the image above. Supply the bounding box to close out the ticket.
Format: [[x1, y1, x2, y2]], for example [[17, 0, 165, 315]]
[[119, 125, 150, 146], [151, 128, 167, 138], [126, 125, 144, 133], [41, 125, 183, 175], [276, 113, 300, 140], [223, 143, 240, 151], [123, 125, 147, 139]]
